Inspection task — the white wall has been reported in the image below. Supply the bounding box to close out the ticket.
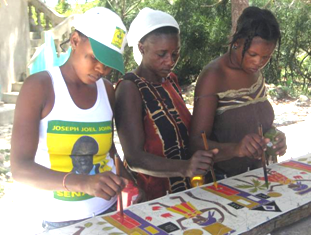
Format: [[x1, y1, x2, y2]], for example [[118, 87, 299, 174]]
[[0, 0, 30, 96]]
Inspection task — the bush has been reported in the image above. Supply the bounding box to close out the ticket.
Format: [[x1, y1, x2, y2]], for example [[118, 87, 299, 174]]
[[56, 0, 311, 96]]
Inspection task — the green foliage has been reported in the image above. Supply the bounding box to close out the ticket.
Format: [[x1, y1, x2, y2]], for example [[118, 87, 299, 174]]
[[173, 0, 231, 84], [0, 185, 4, 199], [55, 0, 103, 16], [0, 149, 10, 160], [251, 0, 311, 96], [29, 6, 51, 29], [0, 148, 10, 199], [55, 0, 311, 96], [55, 0, 71, 15]]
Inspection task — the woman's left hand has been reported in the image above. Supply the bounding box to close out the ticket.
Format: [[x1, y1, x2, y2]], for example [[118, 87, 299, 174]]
[[272, 130, 287, 156]]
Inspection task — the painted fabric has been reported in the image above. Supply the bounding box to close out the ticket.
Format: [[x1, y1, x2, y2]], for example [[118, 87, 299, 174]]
[[38, 155, 311, 235], [35, 67, 116, 222], [116, 72, 191, 200], [211, 74, 275, 178], [167, 202, 202, 218]]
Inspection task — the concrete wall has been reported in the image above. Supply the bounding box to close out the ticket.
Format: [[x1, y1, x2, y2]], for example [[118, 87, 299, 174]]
[[0, 0, 30, 97]]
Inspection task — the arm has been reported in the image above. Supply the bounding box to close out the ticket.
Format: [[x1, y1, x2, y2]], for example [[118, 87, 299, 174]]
[[10, 74, 126, 200], [103, 79, 118, 160], [189, 65, 268, 162], [104, 79, 138, 182], [105, 79, 145, 202], [115, 80, 215, 178]]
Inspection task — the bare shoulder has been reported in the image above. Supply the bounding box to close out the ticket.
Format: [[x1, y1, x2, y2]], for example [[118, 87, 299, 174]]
[[23, 71, 51, 87], [115, 78, 143, 130], [19, 71, 52, 100], [196, 56, 226, 94], [115, 79, 142, 113], [115, 79, 140, 97], [14, 71, 53, 122]]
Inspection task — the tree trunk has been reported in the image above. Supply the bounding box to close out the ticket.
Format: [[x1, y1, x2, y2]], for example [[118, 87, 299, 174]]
[[231, 0, 249, 37]]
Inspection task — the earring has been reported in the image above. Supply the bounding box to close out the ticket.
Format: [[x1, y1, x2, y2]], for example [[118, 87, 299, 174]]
[[233, 45, 237, 50]]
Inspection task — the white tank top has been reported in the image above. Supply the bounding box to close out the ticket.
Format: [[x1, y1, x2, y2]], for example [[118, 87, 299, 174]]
[[35, 67, 116, 222]]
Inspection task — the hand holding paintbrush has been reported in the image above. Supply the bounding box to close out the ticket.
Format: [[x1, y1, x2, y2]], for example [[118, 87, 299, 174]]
[[201, 131, 218, 189], [190, 132, 219, 188]]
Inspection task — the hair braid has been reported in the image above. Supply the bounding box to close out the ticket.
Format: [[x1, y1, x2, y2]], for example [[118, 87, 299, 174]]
[[228, 6, 281, 65], [241, 32, 254, 63]]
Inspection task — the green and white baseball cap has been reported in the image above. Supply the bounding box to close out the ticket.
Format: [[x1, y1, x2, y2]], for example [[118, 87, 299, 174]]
[[74, 7, 127, 74]]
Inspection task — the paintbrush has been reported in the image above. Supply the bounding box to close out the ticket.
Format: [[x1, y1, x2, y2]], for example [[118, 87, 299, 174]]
[[258, 124, 269, 189], [201, 131, 218, 189], [114, 154, 124, 221]]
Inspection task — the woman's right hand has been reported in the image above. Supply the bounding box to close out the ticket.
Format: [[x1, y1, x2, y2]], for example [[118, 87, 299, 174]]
[[184, 149, 219, 177], [82, 171, 128, 200], [235, 134, 269, 159]]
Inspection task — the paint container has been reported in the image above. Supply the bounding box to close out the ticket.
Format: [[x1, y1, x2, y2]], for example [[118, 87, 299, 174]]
[[117, 181, 139, 210], [264, 128, 282, 163], [190, 175, 204, 187]]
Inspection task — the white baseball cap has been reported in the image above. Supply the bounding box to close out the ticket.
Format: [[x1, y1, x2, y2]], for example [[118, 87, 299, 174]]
[[127, 8, 180, 65], [74, 7, 127, 74]]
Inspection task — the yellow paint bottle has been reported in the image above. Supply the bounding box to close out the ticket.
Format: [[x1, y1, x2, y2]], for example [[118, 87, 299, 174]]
[[190, 175, 204, 187]]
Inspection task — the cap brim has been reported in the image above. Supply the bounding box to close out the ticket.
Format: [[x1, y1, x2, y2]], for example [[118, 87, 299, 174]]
[[89, 37, 125, 74]]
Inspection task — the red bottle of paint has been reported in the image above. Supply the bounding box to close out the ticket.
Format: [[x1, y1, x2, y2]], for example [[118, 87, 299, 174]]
[[117, 181, 139, 210]]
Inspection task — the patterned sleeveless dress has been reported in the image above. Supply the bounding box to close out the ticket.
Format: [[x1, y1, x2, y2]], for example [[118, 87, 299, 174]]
[[117, 72, 191, 200], [210, 74, 274, 178]]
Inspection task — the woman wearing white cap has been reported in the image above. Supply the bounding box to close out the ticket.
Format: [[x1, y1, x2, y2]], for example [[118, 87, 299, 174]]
[[11, 7, 142, 230], [115, 8, 218, 201]]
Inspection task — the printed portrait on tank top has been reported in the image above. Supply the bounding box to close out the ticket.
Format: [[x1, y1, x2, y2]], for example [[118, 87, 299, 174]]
[[47, 120, 114, 201], [70, 136, 100, 175]]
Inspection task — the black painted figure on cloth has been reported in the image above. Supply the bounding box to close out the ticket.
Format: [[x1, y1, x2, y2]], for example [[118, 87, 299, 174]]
[[149, 191, 236, 230]]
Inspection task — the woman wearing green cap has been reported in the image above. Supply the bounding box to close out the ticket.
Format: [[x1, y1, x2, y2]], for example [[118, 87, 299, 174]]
[[10, 7, 142, 230]]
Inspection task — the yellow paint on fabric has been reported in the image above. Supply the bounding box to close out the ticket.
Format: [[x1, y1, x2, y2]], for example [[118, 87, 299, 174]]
[[203, 222, 234, 235]]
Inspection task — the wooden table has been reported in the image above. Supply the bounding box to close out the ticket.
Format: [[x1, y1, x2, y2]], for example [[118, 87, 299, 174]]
[[243, 202, 311, 234], [271, 215, 311, 235]]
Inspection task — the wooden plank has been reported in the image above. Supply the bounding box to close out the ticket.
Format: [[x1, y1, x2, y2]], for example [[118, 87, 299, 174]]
[[242, 202, 311, 235]]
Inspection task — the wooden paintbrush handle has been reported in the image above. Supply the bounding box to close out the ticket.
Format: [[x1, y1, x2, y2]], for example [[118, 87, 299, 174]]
[[201, 132, 209, 150], [114, 154, 121, 176], [114, 154, 124, 219], [201, 131, 218, 188]]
